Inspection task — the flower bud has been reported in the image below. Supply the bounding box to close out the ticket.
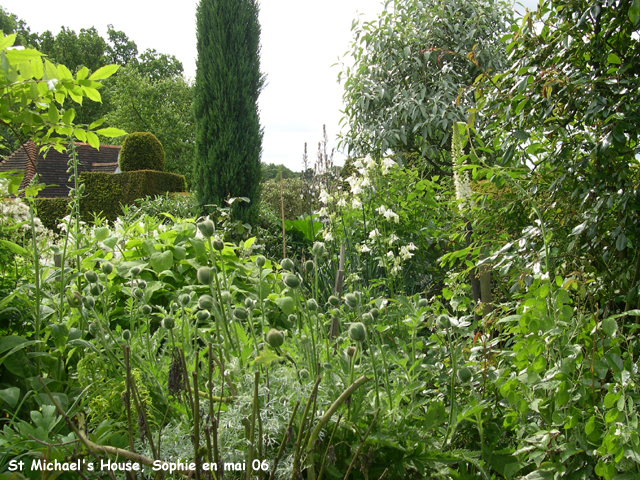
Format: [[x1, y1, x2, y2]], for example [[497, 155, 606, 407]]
[[220, 291, 231, 303], [345, 293, 358, 309], [82, 296, 95, 309], [233, 307, 248, 320], [179, 293, 190, 307], [197, 267, 212, 285], [281, 258, 294, 271], [122, 329, 131, 341], [306, 299, 318, 311], [256, 255, 266, 267], [212, 238, 224, 251], [418, 298, 428, 308], [137, 280, 147, 289], [162, 316, 175, 330], [347, 346, 356, 357], [311, 242, 326, 257], [89, 283, 103, 296], [437, 314, 451, 329], [348, 322, 367, 342], [328, 295, 340, 307], [68, 291, 83, 309], [283, 274, 301, 289], [457, 367, 472, 383], [304, 260, 314, 272], [299, 369, 310, 380], [288, 314, 297, 325], [370, 307, 379, 319], [84, 270, 98, 284], [198, 295, 214, 310], [141, 305, 152, 315], [129, 266, 141, 276], [101, 262, 113, 275], [89, 321, 100, 337], [244, 297, 255, 309], [361, 312, 373, 324], [197, 219, 215, 238], [196, 310, 211, 322], [266, 329, 284, 348]]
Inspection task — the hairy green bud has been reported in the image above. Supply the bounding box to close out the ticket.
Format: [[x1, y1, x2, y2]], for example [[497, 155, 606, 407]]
[[348, 322, 367, 342], [283, 274, 301, 289], [198, 295, 214, 310], [197, 267, 212, 285], [162, 316, 175, 330], [328, 295, 340, 307], [197, 219, 215, 238], [101, 262, 113, 275], [233, 307, 248, 320], [266, 329, 284, 348], [84, 270, 98, 284], [256, 255, 266, 267], [281, 258, 295, 271], [345, 293, 358, 309]]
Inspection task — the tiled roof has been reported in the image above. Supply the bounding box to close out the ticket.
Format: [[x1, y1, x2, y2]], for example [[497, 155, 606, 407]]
[[0, 141, 121, 197]]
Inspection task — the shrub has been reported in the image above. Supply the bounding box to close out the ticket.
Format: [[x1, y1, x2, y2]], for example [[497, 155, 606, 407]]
[[33, 197, 70, 231], [80, 171, 186, 222], [261, 177, 317, 220], [119, 132, 165, 172]]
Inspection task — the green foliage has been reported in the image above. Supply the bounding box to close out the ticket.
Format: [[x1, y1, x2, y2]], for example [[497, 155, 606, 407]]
[[33, 198, 70, 231], [194, 0, 264, 224], [105, 67, 195, 186], [118, 132, 165, 172], [261, 162, 300, 181], [260, 177, 317, 220], [339, 0, 513, 171], [79, 171, 186, 222]]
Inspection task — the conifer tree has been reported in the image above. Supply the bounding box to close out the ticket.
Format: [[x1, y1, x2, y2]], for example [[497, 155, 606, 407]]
[[194, 0, 263, 223]]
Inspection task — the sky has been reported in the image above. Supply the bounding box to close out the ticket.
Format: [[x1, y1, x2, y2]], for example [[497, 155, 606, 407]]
[[1, 0, 538, 172]]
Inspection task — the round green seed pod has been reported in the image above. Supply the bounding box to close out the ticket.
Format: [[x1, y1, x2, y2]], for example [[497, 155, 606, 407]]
[[129, 266, 141, 276], [212, 238, 224, 251], [84, 270, 98, 284], [281, 258, 294, 271], [311, 242, 326, 257], [345, 293, 358, 309], [101, 262, 113, 275], [89, 283, 103, 296], [197, 219, 215, 238], [361, 312, 373, 324], [283, 274, 301, 289], [348, 322, 367, 342], [437, 314, 451, 329], [266, 329, 284, 348], [306, 299, 318, 311], [256, 255, 266, 267], [141, 305, 152, 315], [196, 310, 211, 322], [88, 322, 101, 337], [82, 296, 95, 309], [304, 260, 314, 272], [418, 298, 428, 308], [220, 291, 231, 303], [132, 288, 144, 299], [370, 307, 380, 319], [122, 329, 131, 341], [198, 295, 214, 310], [457, 367, 472, 383], [244, 297, 255, 309], [299, 369, 310, 380], [179, 294, 190, 307], [233, 307, 248, 320], [162, 316, 175, 330], [68, 291, 83, 309], [328, 295, 340, 306], [197, 267, 212, 285]]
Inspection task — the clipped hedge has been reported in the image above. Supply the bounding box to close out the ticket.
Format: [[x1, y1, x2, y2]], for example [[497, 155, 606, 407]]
[[80, 170, 187, 222], [34, 197, 70, 231], [119, 132, 165, 172]]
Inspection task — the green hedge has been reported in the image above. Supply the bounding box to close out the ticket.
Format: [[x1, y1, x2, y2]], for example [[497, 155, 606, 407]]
[[34, 197, 71, 232], [79, 170, 187, 222]]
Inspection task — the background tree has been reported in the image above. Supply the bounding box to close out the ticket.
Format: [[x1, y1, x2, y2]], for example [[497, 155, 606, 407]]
[[339, 0, 513, 173], [194, 0, 264, 223], [105, 66, 195, 186]]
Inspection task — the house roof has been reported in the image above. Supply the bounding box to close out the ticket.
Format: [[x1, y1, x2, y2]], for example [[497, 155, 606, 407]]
[[0, 141, 121, 197]]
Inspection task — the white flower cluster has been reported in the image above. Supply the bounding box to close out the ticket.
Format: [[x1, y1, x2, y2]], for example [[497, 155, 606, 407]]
[[375, 205, 399, 223]]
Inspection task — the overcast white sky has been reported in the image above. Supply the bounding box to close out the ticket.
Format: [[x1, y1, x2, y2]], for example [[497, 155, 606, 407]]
[[1, 0, 538, 171]]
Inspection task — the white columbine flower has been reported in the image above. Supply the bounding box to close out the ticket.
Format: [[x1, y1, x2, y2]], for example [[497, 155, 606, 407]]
[[357, 243, 371, 253], [319, 189, 332, 205], [376, 205, 387, 215], [323, 230, 333, 242], [382, 157, 397, 174], [352, 198, 362, 209], [384, 208, 400, 223], [400, 245, 414, 260], [388, 233, 399, 245], [336, 198, 347, 208], [369, 228, 379, 240]]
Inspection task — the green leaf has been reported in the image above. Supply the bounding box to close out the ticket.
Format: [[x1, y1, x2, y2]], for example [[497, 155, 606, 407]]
[[86, 131, 100, 149], [83, 87, 102, 103], [607, 53, 622, 65], [94, 227, 109, 242], [0, 33, 17, 50], [149, 250, 174, 273], [0, 387, 20, 408], [602, 318, 617, 337], [88, 64, 119, 81], [630, 0, 640, 24], [616, 232, 626, 251], [255, 349, 283, 366], [62, 108, 75, 125], [76, 66, 89, 80], [48, 103, 59, 124], [96, 127, 127, 138], [102, 236, 119, 249], [0, 239, 30, 256]]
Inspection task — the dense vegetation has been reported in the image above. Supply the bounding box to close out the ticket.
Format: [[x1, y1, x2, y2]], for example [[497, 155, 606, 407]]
[[1, 0, 640, 479]]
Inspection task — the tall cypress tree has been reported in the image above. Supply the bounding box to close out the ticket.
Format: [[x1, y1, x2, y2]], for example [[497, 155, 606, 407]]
[[194, 0, 263, 224]]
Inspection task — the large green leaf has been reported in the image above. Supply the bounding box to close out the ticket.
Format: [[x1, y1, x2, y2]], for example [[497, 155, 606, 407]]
[[149, 250, 174, 273]]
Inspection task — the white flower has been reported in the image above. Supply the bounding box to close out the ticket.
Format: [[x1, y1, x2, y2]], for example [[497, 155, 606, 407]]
[[376, 205, 387, 215], [352, 198, 362, 209], [336, 198, 347, 208], [365, 155, 376, 169], [369, 228, 379, 240], [361, 177, 371, 188], [400, 245, 414, 260], [391, 264, 402, 276], [386, 250, 395, 260], [318, 207, 329, 217], [319, 189, 331, 205], [388, 234, 399, 245], [357, 243, 371, 253], [323, 230, 333, 241], [382, 157, 397, 174], [354, 159, 364, 169]]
